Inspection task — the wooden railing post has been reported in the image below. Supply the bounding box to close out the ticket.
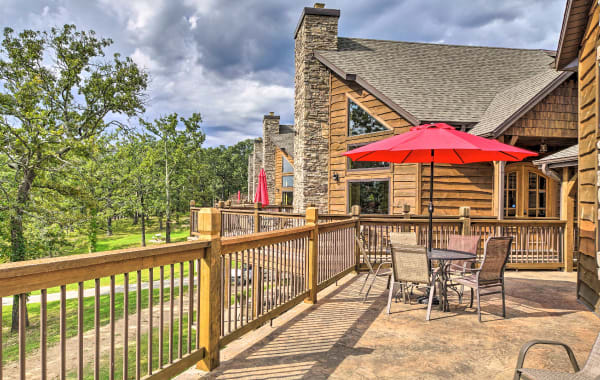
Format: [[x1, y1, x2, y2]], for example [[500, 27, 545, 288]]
[[305, 207, 319, 304], [189, 200, 196, 237], [196, 208, 221, 372], [561, 167, 575, 272], [352, 205, 361, 273], [254, 202, 262, 233], [459, 206, 471, 235]]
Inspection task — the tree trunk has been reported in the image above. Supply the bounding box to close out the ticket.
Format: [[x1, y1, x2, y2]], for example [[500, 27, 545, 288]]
[[10, 168, 35, 331], [141, 194, 146, 247], [133, 212, 138, 225], [158, 214, 163, 230], [106, 216, 113, 236], [165, 141, 171, 244], [88, 207, 98, 253]]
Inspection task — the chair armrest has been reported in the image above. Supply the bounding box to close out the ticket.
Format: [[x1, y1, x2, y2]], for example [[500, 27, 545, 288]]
[[513, 340, 580, 380]]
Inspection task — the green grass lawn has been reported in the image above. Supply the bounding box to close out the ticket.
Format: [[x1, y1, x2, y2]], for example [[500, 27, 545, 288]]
[[23, 217, 192, 296], [1, 285, 189, 366]]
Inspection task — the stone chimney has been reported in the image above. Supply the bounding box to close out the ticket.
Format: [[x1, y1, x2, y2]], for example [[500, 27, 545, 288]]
[[293, 3, 340, 213], [249, 138, 263, 201], [262, 113, 280, 203]]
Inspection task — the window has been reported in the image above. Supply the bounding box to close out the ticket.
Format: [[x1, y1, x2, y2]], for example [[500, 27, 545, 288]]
[[282, 156, 293, 173], [348, 99, 389, 136], [282, 175, 294, 187], [527, 172, 546, 217], [349, 180, 389, 214], [347, 143, 390, 170], [282, 191, 293, 206], [504, 172, 517, 217]]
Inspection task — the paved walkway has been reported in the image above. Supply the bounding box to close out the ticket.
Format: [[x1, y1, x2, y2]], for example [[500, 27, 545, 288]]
[[179, 271, 600, 380]]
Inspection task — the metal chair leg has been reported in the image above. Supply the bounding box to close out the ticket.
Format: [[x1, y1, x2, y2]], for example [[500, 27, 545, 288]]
[[426, 281, 436, 321], [501, 282, 506, 318], [359, 271, 371, 294], [387, 281, 395, 314], [476, 287, 482, 322], [469, 288, 474, 309]]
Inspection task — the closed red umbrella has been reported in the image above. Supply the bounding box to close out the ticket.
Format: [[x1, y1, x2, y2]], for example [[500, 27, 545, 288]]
[[254, 168, 270, 206], [237, 190, 241, 202], [343, 123, 537, 250]]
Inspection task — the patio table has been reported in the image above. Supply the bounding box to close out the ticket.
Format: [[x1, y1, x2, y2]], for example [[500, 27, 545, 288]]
[[427, 249, 476, 312]]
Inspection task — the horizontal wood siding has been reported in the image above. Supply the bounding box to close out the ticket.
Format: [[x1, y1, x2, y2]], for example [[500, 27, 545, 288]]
[[328, 73, 416, 214], [577, 1, 599, 313], [420, 163, 494, 216], [506, 77, 578, 139], [274, 148, 294, 205]]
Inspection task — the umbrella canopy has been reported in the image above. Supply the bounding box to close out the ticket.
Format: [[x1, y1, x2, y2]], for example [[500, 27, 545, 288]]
[[254, 168, 270, 206], [344, 123, 536, 164], [343, 123, 537, 251], [237, 190, 241, 202]]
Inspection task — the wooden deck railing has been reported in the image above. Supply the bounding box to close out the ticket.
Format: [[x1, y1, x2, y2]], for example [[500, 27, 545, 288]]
[[199, 204, 572, 271], [0, 241, 210, 380], [0, 207, 362, 378]]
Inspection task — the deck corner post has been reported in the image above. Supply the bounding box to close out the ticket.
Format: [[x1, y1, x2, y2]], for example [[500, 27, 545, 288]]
[[254, 202, 262, 233], [197, 208, 222, 372], [351, 205, 361, 273], [189, 200, 196, 237], [459, 206, 471, 235], [305, 207, 319, 304]]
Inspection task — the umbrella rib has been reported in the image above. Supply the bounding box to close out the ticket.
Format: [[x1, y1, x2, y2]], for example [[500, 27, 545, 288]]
[[452, 149, 464, 164], [400, 150, 413, 164], [499, 151, 519, 160], [353, 150, 377, 161]]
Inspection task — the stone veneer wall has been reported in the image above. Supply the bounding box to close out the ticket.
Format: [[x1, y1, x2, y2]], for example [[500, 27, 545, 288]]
[[262, 115, 279, 204], [249, 139, 263, 201], [293, 6, 339, 213]]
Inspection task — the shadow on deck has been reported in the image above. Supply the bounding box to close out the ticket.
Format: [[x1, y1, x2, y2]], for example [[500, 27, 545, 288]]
[[180, 271, 600, 380]]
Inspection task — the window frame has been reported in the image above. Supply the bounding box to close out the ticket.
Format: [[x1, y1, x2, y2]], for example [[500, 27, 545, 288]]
[[346, 142, 391, 172], [347, 97, 391, 137], [503, 163, 554, 218], [347, 177, 391, 215]]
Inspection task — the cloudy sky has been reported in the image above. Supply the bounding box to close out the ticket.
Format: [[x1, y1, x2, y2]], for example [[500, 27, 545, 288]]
[[1, 0, 567, 146]]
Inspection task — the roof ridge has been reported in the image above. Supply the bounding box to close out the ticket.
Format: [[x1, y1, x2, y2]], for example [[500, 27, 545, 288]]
[[338, 36, 556, 54]]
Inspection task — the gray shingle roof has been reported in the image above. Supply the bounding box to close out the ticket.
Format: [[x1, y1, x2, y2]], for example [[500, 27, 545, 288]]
[[316, 38, 557, 124], [532, 144, 578, 166], [272, 124, 294, 158], [469, 70, 570, 137]]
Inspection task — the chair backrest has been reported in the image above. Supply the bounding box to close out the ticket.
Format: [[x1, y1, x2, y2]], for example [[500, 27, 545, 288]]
[[391, 245, 429, 285], [479, 237, 512, 282], [447, 234, 480, 254], [389, 232, 417, 248], [448, 234, 480, 269], [355, 234, 374, 273]]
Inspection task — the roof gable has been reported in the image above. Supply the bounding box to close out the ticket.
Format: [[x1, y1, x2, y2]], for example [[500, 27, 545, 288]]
[[556, 0, 593, 70]]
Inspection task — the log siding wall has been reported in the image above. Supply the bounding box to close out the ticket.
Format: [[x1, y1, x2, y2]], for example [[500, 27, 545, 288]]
[[274, 148, 294, 205], [328, 73, 415, 214], [577, 1, 600, 313]]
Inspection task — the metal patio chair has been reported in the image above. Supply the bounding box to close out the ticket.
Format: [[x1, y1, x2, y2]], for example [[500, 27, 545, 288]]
[[445, 234, 480, 303], [386, 244, 437, 321], [454, 236, 512, 322], [357, 233, 391, 301], [514, 332, 600, 379]]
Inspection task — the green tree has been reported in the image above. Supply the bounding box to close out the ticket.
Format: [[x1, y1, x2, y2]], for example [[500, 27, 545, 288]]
[[142, 113, 205, 242], [0, 25, 147, 330]]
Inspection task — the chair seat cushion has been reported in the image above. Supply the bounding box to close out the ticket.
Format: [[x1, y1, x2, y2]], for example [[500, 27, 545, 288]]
[[454, 275, 502, 288], [518, 368, 592, 380]]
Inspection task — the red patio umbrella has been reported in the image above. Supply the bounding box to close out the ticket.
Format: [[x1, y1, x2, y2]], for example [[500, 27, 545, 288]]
[[237, 190, 241, 202], [343, 123, 537, 251], [254, 168, 270, 206]]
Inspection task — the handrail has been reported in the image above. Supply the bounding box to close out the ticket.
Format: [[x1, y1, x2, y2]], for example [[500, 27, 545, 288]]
[[220, 225, 314, 255], [0, 240, 210, 297]]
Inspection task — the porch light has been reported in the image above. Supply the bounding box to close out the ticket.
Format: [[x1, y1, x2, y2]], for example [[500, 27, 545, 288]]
[[539, 143, 548, 153], [332, 172, 339, 182]]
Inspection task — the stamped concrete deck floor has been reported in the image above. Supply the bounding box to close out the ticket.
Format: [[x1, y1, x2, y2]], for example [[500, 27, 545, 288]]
[[179, 271, 600, 380]]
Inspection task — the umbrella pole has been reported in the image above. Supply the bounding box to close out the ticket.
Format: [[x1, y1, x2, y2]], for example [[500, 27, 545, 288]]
[[428, 150, 434, 252]]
